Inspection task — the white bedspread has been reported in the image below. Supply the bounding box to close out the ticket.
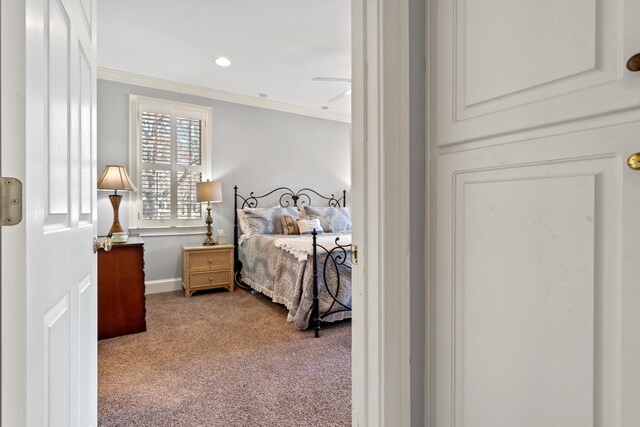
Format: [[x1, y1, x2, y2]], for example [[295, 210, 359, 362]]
[[274, 234, 352, 261]]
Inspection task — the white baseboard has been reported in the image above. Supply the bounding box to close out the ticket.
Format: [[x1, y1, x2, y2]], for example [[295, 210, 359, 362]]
[[145, 278, 182, 295]]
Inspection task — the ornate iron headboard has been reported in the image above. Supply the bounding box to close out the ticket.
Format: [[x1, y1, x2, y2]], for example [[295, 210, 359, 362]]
[[234, 186, 346, 210], [233, 186, 347, 281]]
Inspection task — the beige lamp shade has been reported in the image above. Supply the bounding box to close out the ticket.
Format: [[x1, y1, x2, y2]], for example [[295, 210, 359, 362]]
[[97, 165, 137, 192], [196, 180, 222, 203]]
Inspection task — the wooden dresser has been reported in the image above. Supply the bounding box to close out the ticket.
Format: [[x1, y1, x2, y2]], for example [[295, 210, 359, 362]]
[[182, 244, 234, 297], [98, 235, 146, 340]]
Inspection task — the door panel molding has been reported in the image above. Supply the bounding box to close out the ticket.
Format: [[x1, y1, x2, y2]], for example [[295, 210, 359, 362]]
[[43, 294, 71, 427], [432, 123, 640, 426], [78, 275, 96, 425], [78, 0, 91, 37], [454, 173, 597, 426], [456, 0, 613, 111], [47, 0, 72, 222], [435, 0, 638, 147], [78, 44, 93, 223]]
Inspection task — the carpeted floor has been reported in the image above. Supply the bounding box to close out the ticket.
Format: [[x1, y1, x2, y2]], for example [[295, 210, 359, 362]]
[[98, 289, 351, 427]]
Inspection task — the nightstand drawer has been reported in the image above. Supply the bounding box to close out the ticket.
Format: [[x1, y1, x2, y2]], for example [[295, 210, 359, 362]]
[[189, 250, 229, 271], [189, 270, 230, 289]]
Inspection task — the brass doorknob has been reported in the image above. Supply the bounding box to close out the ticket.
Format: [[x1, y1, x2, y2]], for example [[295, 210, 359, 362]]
[[627, 53, 640, 72], [93, 237, 112, 253], [627, 153, 640, 170]]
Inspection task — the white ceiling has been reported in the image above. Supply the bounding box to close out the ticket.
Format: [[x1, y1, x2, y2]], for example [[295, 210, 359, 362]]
[[97, 0, 352, 117]]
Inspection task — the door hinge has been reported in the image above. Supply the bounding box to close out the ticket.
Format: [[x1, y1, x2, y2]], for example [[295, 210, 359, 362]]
[[0, 177, 22, 226], [352, 244, 358, 265]]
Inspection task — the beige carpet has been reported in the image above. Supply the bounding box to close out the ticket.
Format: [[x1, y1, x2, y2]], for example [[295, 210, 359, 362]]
[[98, 289, 351, 427]]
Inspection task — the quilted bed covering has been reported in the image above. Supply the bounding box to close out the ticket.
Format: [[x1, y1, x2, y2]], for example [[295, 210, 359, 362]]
[[239, 234, 352, 329]]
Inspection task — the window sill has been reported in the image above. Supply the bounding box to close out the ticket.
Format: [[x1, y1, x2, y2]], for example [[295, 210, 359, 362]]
[[128, 226, 205, 237]]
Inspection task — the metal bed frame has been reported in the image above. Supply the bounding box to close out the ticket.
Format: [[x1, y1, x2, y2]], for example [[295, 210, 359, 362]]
[[233, 186, 351, 337]]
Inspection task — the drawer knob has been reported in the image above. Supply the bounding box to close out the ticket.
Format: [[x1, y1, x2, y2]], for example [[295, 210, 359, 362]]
[[208, 258, 213, 263], [209, 276, 213, 281]]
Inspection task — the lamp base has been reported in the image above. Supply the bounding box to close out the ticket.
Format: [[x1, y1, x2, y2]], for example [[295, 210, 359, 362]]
[[203, 202, 215, 246], [107, 194, 123, 237]]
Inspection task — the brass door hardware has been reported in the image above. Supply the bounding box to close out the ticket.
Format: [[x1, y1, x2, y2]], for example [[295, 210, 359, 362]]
[[0, 178, 22, 226], [93, 237, 113, 253], [628, 153, 640, 170], [352, 244, 358, 264], [627, 53, 640, 72]]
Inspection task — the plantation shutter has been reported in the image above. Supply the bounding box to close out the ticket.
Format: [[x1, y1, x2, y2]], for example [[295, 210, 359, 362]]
[[176, 117, 202, 219], [140, 112, 172, 220], [136, 101, 208, 227]]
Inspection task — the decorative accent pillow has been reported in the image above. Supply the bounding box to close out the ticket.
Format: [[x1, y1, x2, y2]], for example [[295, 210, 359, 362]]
[[297, 218, 324, 235], [302, 206, 351, 232], [280, 214, 299, 235], [237, 207, 299, 235], [236, 209, 251, 235]]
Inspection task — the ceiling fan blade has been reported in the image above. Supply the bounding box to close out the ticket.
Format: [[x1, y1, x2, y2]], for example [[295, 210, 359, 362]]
[[312, 77, 352, 83], [328, 88, 352, 103]]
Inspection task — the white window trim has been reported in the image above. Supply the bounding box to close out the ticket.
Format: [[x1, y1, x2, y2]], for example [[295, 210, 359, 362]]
[[128, 95, 213, 235]]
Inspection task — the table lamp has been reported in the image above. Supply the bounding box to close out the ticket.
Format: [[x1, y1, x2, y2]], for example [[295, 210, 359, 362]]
[[196, 180, 222, 246], [97, 165, 137, 237]]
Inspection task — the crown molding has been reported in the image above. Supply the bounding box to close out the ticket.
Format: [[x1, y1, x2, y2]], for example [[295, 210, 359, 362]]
[[97, 67, 352, 124]]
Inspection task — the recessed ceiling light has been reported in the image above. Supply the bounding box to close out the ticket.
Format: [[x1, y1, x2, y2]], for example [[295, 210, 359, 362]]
[[256, 93, 268, 98], [214, 57, 231, 67]]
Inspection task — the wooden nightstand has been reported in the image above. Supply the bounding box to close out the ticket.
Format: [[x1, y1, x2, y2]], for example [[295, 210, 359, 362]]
[[182, 244, 234, 297]]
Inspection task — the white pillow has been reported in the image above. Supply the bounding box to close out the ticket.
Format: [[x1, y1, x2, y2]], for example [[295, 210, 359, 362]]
[[296, 218, 324, 235]]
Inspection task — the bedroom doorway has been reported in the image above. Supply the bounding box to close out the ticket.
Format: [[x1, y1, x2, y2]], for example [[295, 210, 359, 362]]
[[97, 1, 359, 426]]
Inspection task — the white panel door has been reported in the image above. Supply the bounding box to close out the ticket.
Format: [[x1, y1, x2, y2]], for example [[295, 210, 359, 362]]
[[25, 0, 97, 425], [430, 0, 640, 426]]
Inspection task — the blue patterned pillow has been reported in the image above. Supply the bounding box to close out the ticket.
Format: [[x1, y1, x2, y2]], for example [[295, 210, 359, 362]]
[[238, 207, 299, 235], [302, 206, 351, 232]]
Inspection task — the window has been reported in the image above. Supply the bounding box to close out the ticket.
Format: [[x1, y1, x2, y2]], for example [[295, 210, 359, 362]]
[[129, 96, 212, 232]]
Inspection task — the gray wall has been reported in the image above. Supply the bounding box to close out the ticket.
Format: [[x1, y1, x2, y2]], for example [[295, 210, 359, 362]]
[[97, 79, 351, 282]]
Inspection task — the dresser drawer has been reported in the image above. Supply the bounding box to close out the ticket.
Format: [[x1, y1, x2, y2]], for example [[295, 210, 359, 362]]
[[189, 250, 229, 271], [189, 270, 230, 289]]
